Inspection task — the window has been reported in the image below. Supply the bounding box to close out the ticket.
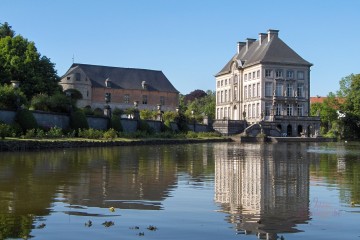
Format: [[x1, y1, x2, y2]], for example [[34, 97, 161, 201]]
[[244, 74, 247, 81], [75, 73, 81, 81], [221, 91, 223, 103], [217, 108, 220, 119], [249, 73, 252, 80], [252, 72, 255, 79], [248, 85, 252, 98], [265, 102, 271, 116], [217, 81, 220, 87], [228, 90, 231, 102], [244, 86, 248, 99], [217, 91, 220, 103], [257, 103, 260, 117], [87, 90, 89, 97], [221, 80, 223, 86], [252, 104, 255, 118], [67, 76, 70, 80], [248, 105, 251, 118], [234, 86, 237, 100], [265, 69, 272, 78], [297, 104, 303, 116], [276, 103, 282, 115], [257, 70, 260, 79], [265, 82, 272, 97], [276, 83, 283, 96], [286, 83, 293, 97], [297, 71, 304, 80], [224, 108, 227, 119], [142, 95, 148, 104], [160, 96, 165, 105], [225, 90, 227, 102], [286, 70, 294, 79], [225, 79, 227, 85], [297, 83, 304, 97], [287, 104, 293, 116], [234, 75, 238, 85], [275, 69, 283, 78], [252, 84, 256, 98], [257, 83, 260, 97], [124, 94, 130, 103]]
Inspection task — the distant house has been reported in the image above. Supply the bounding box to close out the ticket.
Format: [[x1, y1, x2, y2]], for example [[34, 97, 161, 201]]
[[59, 63, 179, 111], [214, 29, 321, 137]]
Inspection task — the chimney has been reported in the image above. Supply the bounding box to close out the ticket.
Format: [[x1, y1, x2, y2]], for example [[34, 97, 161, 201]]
[[267, 29, 279, 42], [259, 33, 267, 45], [246, 38, 256, 51], [237, 42, 246, 54]]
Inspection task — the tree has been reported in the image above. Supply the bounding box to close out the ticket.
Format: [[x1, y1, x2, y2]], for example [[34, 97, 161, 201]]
[[183, 89, 207, 103], [0, 23, 62, 99], [0, 22, 15, 38]]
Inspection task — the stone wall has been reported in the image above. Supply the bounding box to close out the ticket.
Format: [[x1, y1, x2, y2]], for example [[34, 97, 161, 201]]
[[0, 109, 210, 133]]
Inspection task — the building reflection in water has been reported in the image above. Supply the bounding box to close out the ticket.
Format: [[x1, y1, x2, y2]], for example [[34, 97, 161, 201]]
[[214, 143, 310, 239]]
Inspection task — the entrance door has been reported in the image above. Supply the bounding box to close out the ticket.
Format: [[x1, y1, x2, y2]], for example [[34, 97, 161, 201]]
[[287, 124, 292, 137], [297, 125, 303, 137]]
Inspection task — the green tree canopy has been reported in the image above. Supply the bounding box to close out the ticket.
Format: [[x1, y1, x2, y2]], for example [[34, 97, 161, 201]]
[[0, 22, 62, 99], [0, 22, 15, 38]]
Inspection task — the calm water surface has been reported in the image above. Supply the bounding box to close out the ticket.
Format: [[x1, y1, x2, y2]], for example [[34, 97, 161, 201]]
[[0, 142, 360, 240]]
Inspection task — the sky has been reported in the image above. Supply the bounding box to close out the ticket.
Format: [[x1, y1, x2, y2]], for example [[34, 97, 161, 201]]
[[2, 0, 360, 96]]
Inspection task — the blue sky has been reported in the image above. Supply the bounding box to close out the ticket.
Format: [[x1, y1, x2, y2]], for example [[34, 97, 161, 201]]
[[2, 0, 359, 96]]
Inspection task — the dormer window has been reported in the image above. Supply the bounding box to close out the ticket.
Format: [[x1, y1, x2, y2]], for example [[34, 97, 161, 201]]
[[142, 81, 147, 89], [105, 78, 112, 88]]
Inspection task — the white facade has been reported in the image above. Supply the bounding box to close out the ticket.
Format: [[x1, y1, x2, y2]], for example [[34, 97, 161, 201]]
[[215, 30, 312, 125]]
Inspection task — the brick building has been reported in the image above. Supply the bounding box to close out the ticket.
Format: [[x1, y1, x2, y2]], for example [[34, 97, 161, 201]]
[[60, 63, 179, 111]]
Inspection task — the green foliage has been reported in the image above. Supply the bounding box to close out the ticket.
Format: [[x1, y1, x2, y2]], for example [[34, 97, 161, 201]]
[[0, 22, 15, 38], [112, 107, 124, 116], [163, 111, 177, 122], [0, 84, 27, 110], [47, 126, 63, 138], [181, 90, 215, 122], [140, 109, 155, 120], [15, 108, 38, 133], [93, 108, 104, 117], [69, 110, 89, 131], [83, 105, 93, 115], [0, 123, 10, 139], [174, 112, 189, 132], [78, 128, 104, 139], [110, 114, 123, 132], [0, 30, 62, 99], [103, 128, 118, 139], [137, 120, 154, 134], [23, 128, 36, 139], [64, 88, 83, 100], [30, 93, 73, 113]]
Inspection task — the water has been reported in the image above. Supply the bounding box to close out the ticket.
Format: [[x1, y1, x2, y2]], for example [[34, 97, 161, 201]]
[[0, 142, 359, 239]]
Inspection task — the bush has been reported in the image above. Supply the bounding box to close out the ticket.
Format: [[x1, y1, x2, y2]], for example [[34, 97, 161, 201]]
[[0, 84, 27, 110], [47, 126, 63, 138], [78, 128, 103, 139], [24, 129, 36, 139], [30, 93, 72, 113], [112, 108, 124, 116], [15, 109, 38, 133], [103, 128, 118, 139], [70, 110, 89, 131], [30, 93, 50, 111], [140, 109, 155, 120], [111, 115, 123, 132], [137, 120, 154, 134], [93, 108, 104, 117], [0, 123, 10, 139], [83, 106, 94, 115], [186, 131, 198, 139], [48, 93, 72, 113], [163, 111, 177, 122]]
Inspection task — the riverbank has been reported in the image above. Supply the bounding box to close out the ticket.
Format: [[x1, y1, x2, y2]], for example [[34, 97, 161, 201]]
[[0, 137, 233, 152]]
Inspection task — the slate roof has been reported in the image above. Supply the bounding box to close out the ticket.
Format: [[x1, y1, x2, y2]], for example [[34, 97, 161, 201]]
[[63, 63, 179, 93], [216, 32, 312, 77]]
